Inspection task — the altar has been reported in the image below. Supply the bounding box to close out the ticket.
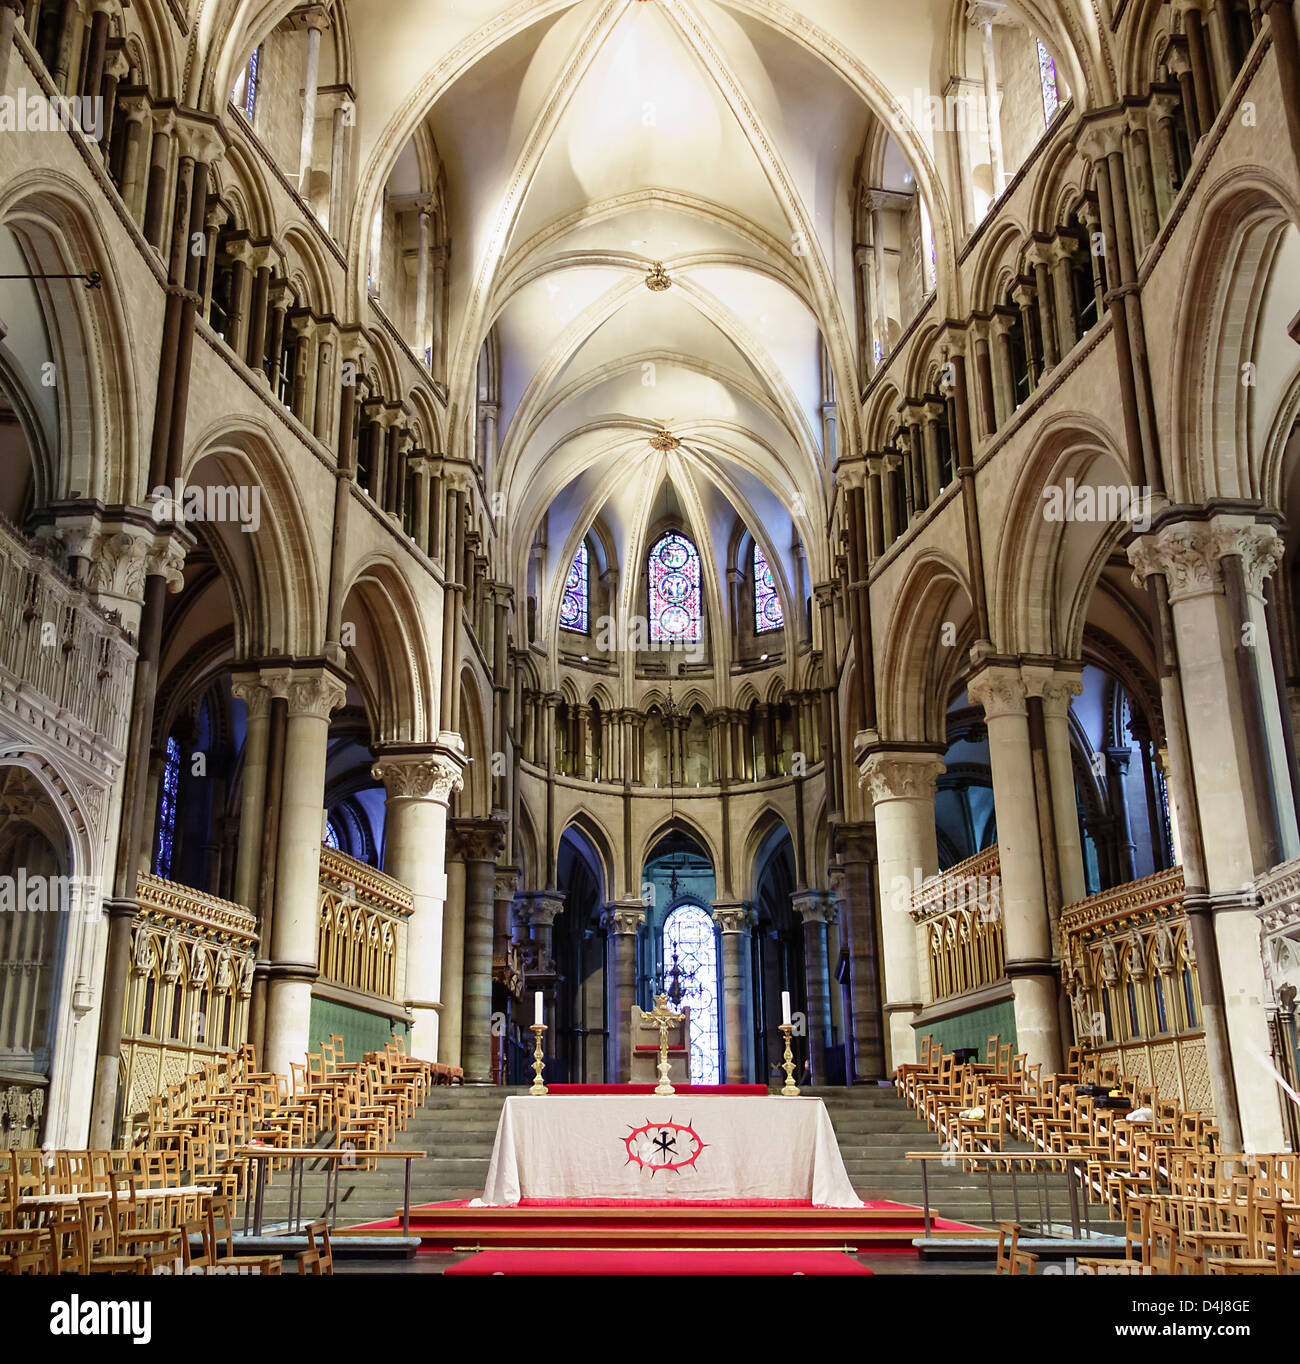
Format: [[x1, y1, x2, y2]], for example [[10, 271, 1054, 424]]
[[476, 1094, 863, 1208]]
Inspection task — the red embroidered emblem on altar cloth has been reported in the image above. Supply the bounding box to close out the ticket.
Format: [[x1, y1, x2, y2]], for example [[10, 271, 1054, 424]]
[[623, 1118, 705, 1174]]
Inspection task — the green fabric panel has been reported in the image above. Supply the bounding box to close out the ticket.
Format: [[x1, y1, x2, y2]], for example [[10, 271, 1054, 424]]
[[308, 997, 409, 1061], [913, 999, 1017, 1057]]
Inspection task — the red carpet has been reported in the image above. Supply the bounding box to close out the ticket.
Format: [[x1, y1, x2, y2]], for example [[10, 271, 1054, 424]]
[[342, 1197, 986, 1252], [544, 1084, 768, 1096], [445, 1248, 873, 1275]]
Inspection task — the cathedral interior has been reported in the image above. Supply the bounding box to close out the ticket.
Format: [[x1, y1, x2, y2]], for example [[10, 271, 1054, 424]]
[[0, 0, 1299, 1288]]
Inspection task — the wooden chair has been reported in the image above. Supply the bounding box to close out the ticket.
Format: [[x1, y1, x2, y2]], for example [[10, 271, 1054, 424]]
[[1076, 1257, 1152, 1275], [49, 1215, 89, 1274], [295, 1218, 334, 1275], [205, 1195, 282, 1275], [995, 1221, 1021, 1275], [80, 1196, 147, 1275]]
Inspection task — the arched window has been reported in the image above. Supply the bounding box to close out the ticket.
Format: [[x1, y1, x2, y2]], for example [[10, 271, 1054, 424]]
[[663, 903, 720, 1084], [237, 47, 262, 123], [323, 820, 340, 850], [560, 541, 589, 633], [154, 736, 181, 880], [648, 531, 702, 644], [1036, 40, 1060, 124], [753, 543, 784, 633]]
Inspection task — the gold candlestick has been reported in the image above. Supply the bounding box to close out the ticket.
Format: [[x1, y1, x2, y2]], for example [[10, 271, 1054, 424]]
[[649, 992, 686, 1095], [528, 1023, 548, 1095], [778, 1023, 800, 1096]]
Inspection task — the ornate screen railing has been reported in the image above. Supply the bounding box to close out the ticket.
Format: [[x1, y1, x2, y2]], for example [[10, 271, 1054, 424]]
[[911, 846, 1005, 1003]]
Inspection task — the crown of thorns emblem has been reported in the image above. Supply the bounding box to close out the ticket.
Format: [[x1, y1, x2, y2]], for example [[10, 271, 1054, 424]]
[[623, 1117, 705, 1174]]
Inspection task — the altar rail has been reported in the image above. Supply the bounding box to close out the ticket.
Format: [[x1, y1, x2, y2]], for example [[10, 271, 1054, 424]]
[[911, 846, 1005, 1003], [0, 513, 135, 752]]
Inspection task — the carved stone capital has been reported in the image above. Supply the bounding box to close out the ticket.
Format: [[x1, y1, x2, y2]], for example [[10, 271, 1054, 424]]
[[968, 665, 1028, 720], [517, 890, 565, 927], [447, 815, 506, 862], [229, 673, 273, 722], [40, 511, 193, 605], [1210, 519, 1285, 597], [1021, 665, 1084, 717], [711, 901, 751, 934], [1127, 515, 1281, 604], [791, 890, 837, 926], [602, 901, 646, 935], [285, 669, 347, 721], [493, 866, 521, 903], [859, 751, 946, 803], [372, 746, 466, 804]]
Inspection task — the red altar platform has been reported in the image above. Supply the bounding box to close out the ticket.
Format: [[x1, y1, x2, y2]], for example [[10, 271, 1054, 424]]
[[543, 1083, 768, 1096]]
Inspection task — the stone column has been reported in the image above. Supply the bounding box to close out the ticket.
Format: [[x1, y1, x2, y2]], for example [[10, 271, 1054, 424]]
[[452, 818, 507, 1082], [1012, 283, 1040, 389], [1261, 0, 1300, 175], [297, 6, 330, 192], [413, 203, 432, 360], [792, 890, 837, 1085], [990, 312, 1016, 425], [971, 2, 1006, 194], [1030, 248, 1060, 372], [117, 95, 152, 227], [141, 105, 176, 253], [263, 668, 347, 1077], [1130, 515, 1294, 1149], [371, 746, 466, 1064], [1023, 668, 1087, 909], [832, 823, 887, 1079], [229, 673, 272, 914], [245, 252, 273, 375], [860, 751, 945, 1068], [712, 902, 750, 1083], [1048, 237, 1078, 353], [603, 901, 645, 1081], [440, 843, 467, 1069], [967, 665, 1062, 1073], [866, 190, 892, 354]]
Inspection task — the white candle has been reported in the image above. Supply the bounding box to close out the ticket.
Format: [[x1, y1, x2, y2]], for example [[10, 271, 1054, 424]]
[[534, 991, 543, 1027], [781, 991, 792, 1026]]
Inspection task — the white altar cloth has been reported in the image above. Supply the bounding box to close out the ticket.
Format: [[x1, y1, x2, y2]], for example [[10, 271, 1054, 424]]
[[476, 1095, 862, 1207]]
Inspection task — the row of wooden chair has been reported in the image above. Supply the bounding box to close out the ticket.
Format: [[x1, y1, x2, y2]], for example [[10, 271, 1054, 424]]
[[0, 1170, 290, 1276], [901, 1036, 1300, 1274], [142, 1033, 441, 1182]]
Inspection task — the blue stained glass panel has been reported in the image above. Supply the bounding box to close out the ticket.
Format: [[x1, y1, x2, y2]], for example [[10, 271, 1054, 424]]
[[324, 820, 340, 850], [154, 736, 180, 879], [1037, 40, 1059, 124], [663, 903, 720, 1085], [560, 540, 589, 633], [648, 532, 701, 644], [753, 543, 784, 633]]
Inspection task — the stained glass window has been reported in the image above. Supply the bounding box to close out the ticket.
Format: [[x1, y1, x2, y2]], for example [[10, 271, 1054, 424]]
[[648, 531, 701, 644], [154, 736, 181, 880], [753, 543, 784, 633], [324, 820, 340, 850], [663, 903, 720, 1085], [1037, 40, 1059, 124], [243, 49, 260, 122], [560, 540, 589, 633]]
